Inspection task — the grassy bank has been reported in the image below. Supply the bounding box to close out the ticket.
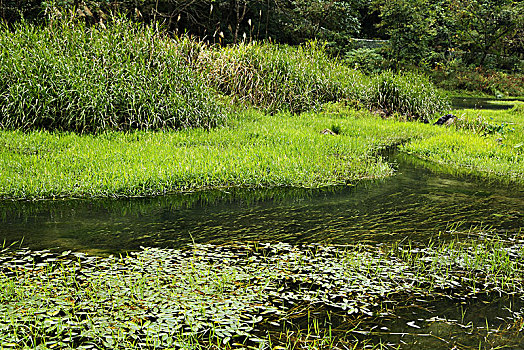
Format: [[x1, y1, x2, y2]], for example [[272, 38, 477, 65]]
[[0, 17, 521, 199], [2, 105, 523, 200], [402, 103, 524, 183], [0, 108, 406, 199]]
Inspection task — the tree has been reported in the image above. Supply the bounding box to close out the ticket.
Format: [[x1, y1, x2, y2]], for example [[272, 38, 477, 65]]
[[450, 0, 523, 66], [373, 0, 443, 67]]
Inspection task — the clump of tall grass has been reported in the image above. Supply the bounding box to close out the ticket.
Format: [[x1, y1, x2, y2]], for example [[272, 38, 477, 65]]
[[0, 17, 225, 133], [197, 41, 368, 113], [365, 71, 450, 121]]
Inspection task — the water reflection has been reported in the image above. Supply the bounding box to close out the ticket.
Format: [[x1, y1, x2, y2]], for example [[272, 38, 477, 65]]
[[0, 153, 523, 254], [451, 97, 522, 110], [360, 293, 524, 349]]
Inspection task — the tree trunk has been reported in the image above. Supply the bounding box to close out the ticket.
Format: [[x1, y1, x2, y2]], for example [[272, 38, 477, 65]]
[[233, 0, 247, 43]]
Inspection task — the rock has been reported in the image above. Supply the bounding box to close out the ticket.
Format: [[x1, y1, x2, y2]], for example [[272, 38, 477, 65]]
[[320, 129, 337, 135], [434, 114, 456, 126]]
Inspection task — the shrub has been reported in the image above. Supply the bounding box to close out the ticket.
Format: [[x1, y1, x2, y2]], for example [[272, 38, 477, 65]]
[[343, 48, 385, 74], [432, 66, 524, 97], [196, 41, 368, 114], [364, 71, 450, 121], [0, 17, 225, 133]]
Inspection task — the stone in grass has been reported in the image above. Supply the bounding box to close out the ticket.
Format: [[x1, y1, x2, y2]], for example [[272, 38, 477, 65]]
[[320, 129, 337, 135], [434, 114, 456, 126]]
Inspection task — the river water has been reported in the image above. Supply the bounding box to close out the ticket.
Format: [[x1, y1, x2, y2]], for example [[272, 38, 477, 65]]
[[451, 96, 522, 110], [1, 152, 522, 255]]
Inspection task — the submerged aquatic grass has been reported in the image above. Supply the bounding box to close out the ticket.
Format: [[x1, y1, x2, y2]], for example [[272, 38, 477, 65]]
[[1, 233, 524, 349]]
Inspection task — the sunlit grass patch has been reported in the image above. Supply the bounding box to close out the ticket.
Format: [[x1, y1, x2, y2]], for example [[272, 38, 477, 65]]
[[0, 102, 522, 200], [402, 108, 524, 184], [0, 109, 410, 200]]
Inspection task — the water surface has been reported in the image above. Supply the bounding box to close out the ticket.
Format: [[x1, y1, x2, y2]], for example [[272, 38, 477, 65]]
[[1, 153, 522, 254], [452, 97, 522, 110]]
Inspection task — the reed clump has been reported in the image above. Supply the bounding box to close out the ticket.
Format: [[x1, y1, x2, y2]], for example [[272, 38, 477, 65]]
[[0, 14, 450, 132], [365, 70, 450, 121], [0, 17, 225, 133], [197, 41, 368, 114]]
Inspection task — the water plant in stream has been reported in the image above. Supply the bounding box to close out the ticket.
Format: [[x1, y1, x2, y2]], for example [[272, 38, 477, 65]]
[[1, 234, 524, 349]]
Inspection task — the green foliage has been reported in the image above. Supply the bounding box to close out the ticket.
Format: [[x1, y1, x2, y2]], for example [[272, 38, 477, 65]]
[[0, 17, 225, 132], [198, 41, 367, 113], [343, 48, 384, 74], [452, 0, 523, 67], [365, 71, 450, 120], [276, 0, 362, 44], [432, 66, 524, 96], [1, 0, 366, 45], [373, 0, 523, 71], [374, 0, 440, 67]]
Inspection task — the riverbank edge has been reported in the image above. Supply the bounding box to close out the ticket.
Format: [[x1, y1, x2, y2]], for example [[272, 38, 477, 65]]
[[0, 106, 522, 201]]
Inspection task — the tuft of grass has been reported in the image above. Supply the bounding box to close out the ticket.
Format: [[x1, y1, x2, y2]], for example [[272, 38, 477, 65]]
[[0, 16, 225, 133], [510, 101, 524, 115], [365, 70, 450, 121], [197, 41, 368, 114]]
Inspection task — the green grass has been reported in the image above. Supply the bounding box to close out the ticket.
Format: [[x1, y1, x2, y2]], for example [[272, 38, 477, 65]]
[[0, 17, 224, 132], [401, 104, 524, 183], [365, 70, 450, 121], [0, 108, 392, 199], [197, 41, 368, 114], [1, 104, 523, 200], [197, 42, 450, 117]]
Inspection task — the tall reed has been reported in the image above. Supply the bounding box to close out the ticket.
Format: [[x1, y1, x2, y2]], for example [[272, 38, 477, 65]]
[[364, 70, 450, 121], [197, 41, 368, 113], [0, 17, 225, 133]]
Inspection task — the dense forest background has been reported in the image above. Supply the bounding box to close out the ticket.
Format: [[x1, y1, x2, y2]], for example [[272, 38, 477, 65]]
[[1, 0, 522, 75]]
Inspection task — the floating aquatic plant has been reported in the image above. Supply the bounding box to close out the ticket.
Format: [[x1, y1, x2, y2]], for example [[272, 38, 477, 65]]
[[1, 238, 524, 349]]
